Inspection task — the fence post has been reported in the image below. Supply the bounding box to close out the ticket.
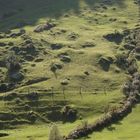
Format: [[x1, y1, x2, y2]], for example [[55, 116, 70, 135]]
[[51, 87, 54, 104], [79, 86, 83, 99], [62, 86, 66, 100], [104, 86, 107, 95]]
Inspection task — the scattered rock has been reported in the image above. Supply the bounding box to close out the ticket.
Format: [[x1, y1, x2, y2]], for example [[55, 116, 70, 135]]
[[58, 52, 68, 57], [61, 105, 77, 122], [50, 43, 63, 50], [0, 34, 5, 39], [0, 42, 6, 47], [60, 55, 71, 63], [21, 43, 36, 53], [135, 53, 140, 60], [103, 31, 124, 44], [10, 46, 20, 54], [50, 63, 63, 72], [0, 133, 9, 137], [81, 41, 96, 48], [10, 72, 24, 82], [114, 67, 121, 73], [0, 83, 9, 92], [31, 64, 36, 67], [135, 47, 140, 53], [24, 55, 34, 61], [9, 29, 25, 38], [124, 43, 135, 50], [112, 7, 116, 10], [84, 71, 90, 75], [67, 32, 79, 40], [102, 5, 108, 10], [115, 53, 128, 69], [27, 111, 37, 123], [109, 18, 117, 22], [0, 60, 5, 67], [63, 14, 69, 17], [34, 58, 44, 62], [26, 92, 39, 101], [98, 56, 113, 71], [4, 92, 17, 101], [8, 42, 14, 46], [61, 79, 69, 86], [34, 22, 56, 33]]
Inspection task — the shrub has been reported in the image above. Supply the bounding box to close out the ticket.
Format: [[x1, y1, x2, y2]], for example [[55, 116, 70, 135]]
[[5, 52, 21, 73], [0, 83, 8, 92]]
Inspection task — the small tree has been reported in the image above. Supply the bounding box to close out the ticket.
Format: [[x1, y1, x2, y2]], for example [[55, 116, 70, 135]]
[[61, 79, 69, 100], [49, 125, 63, 140], [50, 63, 58, 78]]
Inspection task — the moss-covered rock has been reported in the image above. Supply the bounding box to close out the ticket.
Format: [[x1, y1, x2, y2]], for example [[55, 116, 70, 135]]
[[103, 31, 124, 44], [98, 56, 113, 71], [60, 55, 71, 63], [34, 22, 56, 33], [61, 105, 77, 122]]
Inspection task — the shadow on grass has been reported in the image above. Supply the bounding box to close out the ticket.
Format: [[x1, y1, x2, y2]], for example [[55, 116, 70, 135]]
[[0, 0, 126, 31]]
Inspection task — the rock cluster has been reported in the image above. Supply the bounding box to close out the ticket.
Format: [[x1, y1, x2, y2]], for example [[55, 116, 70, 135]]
[[34, 22, 56, 33]]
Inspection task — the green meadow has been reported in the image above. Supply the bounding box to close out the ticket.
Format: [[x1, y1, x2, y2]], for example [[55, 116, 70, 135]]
[[0, 0, 139, 139]]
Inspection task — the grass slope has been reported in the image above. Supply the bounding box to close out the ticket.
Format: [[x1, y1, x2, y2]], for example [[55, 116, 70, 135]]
[[0, 0, 139, 139], [0, 90, 123, 140], [82, 104, 140, 140]]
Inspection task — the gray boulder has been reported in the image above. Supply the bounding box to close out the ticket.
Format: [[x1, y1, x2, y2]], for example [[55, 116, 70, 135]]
[[10, 72, 24, 82]]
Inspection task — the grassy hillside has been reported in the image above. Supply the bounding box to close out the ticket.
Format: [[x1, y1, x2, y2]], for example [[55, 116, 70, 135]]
[[0, 0, 139, 139], [0, 0, 138, 92]]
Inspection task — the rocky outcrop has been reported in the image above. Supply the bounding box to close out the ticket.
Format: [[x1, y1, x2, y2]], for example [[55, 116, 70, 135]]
[[34, 22, 56, 33], [103, 31, 124, 44]]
